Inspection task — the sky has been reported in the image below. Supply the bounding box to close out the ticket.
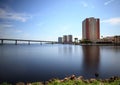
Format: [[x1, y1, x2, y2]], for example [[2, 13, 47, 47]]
[[0, 0, 120, 41]]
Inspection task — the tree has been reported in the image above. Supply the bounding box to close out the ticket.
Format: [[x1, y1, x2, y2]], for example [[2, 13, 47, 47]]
[[80, 39, 92, 44], [74, 38, 78, 44]]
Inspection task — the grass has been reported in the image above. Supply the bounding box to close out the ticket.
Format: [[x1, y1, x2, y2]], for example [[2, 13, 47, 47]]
[[0, 82, 12, 85], [0, 78, 120, 85], [47, 79, 120, 85]]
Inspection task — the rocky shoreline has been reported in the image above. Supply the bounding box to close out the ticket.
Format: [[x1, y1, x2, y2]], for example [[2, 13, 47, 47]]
[[0, 75, 120, 85], [46, 75, 120, 84]]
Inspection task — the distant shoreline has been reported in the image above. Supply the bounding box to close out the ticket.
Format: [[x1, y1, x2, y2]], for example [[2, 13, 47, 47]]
[[0, 43, 120, 46], [57, 43, 120, 46], [79, 43, 120, 46]]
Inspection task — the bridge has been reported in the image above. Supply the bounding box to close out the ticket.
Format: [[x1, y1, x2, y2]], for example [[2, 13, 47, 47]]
[[0, 38, 57, 45]]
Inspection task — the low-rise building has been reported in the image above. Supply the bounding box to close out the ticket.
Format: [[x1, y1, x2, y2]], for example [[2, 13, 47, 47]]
[[114, 36, 120, 44], [96, 35, 120, 44]]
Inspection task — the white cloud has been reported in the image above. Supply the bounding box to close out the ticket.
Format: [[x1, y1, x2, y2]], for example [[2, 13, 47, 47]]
[[16, 30, 22, 33], [101, 17, 120, 25], [80, 1, 95, 8], [0, 24, 13, 28], [0, 26, 31, 39], [104, 0, 115, 5], [0, 8, 32, 22], [81, 1, 88, 7]]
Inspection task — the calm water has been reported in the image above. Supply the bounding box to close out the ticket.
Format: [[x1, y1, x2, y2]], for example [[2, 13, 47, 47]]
[[0, 44, 120, 83]]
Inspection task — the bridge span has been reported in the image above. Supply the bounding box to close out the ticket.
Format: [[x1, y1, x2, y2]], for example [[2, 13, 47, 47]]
[[0, 38, 57, 45]]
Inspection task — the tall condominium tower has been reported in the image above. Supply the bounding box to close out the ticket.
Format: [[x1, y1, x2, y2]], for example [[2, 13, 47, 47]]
[[82, 17, 100, 41]]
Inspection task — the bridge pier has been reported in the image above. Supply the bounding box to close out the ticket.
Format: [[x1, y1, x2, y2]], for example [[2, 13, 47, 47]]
[[28, 41, 30, 45], [52, 42, 53, 44], [15, 40, 17, 45], [40, 42, 42, 45], [0, 39, 3, 45]]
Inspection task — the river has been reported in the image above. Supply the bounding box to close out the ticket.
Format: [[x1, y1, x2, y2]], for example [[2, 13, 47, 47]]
[[0, 44, 120, 83]]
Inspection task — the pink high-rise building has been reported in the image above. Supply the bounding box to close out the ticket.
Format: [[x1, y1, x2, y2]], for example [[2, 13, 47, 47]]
[[82, 17, 100, 41]]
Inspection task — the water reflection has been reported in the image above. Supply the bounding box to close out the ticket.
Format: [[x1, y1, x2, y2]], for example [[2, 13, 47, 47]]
[[101, 46, 120, 53], [58, 45, 73, 56], [0, 45, 120, 83], [82, 46, 100, 78]]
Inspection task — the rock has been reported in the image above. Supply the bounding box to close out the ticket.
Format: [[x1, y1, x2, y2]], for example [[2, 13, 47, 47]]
[[110, 76, 115, 80], [26, 83, 32, 85], [63, 77, 69, 82], [101, 79, 106, 83], [108, 76, 118, 83], [16, 82, 25, 85], [60, 79, 64, 82], [99, 82, 104, 85], [89, 78, 96, 83], [37, 82, 43, 85], [110, 76, 119, 80], [48, 79, 52, 83], [83, 79, 90, 83], [104, 79, 109, 82], [108, 79, 114, 83], [27, 82, 43, 85], [57, 80, 61, 83], [114, 76, 119, 80], [70, 75, 76, 80], [48, 78, 56, 83], [77, 76, 83, 80], [45, 81, 49, 85]]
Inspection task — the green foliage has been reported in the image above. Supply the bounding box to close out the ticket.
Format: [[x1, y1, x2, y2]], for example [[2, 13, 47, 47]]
[[103, 79, 120, 85], [1, 79, 120, 85], [0, 82, 12, 85], [80, 39, 92, 44], [47, 79, 120, 85], [31, 82, 43, 85], [47, 80, 88, 85]]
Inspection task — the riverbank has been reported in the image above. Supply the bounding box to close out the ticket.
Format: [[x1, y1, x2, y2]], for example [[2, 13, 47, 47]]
[[1, 75, 120, 85]]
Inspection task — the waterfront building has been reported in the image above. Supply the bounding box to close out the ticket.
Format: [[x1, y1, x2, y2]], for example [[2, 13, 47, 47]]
[[67, 35, 73, 43], [82, 17, 100, 41], [114, 36, 120, 44], [96, 35, 120, 44], [58, 37, 62, 43], [103, 36, 114, 42], [63, 35, 67, 43]]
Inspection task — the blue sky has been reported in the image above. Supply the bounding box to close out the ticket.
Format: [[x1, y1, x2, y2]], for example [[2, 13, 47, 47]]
[[0, 0, 120, 41]]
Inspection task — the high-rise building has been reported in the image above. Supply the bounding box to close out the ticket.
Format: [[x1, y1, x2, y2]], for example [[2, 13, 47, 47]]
[[63, 35, 67, 43], [82, 17, 100, 41], [67, 35, 73, 43], [58, 37, 62, 43]]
